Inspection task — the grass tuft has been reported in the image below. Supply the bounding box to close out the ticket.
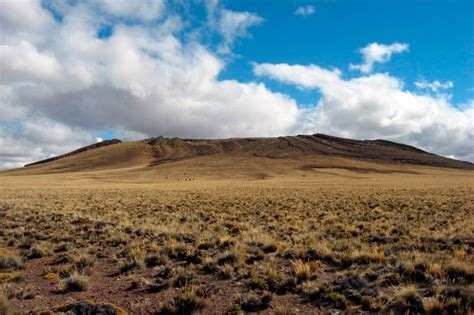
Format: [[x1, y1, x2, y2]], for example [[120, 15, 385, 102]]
[[61, 271, 89, 292]]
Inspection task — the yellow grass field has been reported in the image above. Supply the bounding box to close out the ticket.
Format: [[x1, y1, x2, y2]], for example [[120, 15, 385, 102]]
[[0, 159, 473, 314]]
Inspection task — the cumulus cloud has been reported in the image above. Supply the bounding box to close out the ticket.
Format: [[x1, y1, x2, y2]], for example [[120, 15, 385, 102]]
[[0, 120, 94, 169], [217, 9, 263, 54], [254, 63, 474, 162], [0, 0, 297, 168], [253, 63, 341, 89], [0, 0, 56, 44], [203, 0, 263, 54], [415, 79, 453, 92], [0, 41, 61, 82], [350, 42, 409, 73], [93, 0, 165, 21], [295, 5, 315, 16]]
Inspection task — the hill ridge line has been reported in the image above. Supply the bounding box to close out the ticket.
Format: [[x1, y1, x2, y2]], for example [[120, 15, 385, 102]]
[[21, 133, 473, 171], [25, 139, 122, 167]]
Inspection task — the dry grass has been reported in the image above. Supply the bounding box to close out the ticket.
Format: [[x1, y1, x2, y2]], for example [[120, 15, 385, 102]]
[[0, 166, 472, 313], [0, 291, 11, 315], [160, 284, 207, 314], [61, 272, 89, 292], [292, 260, 319, 282]]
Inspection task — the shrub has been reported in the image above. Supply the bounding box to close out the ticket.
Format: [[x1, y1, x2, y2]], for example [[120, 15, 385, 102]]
[[73, 252, 95, 271], [245, 247, 265, 264], [61, 272, 89, 292], [390, 284, 423, 314], [218, 264, 234, 279], [238, 291, 272, 312], [160, 284, 206, 314], [423, 297, 443, 314], [0, 254, 23, 270], [54, 242, 70, 253], [292, 260, 317, 282], [118, 257, 143, 273], [145, 252, 168, 267], [118, 247, 145, 273], [427, 263, 444, 278], [154, 265, 175, 280], [28, 243, 50, 259], [445, 260, 474, 282], [302, 283, 347, 309], [227, 303, 241, 315], [200, 257, 218, 274], [172, 268, 194, 288], [247, 275, 268, 291], [107, 231, 128, 247], [440, 286, 473, 313], [53, 301, 128, 314], [335, 250, 356, 268], [217, 251, 239, 266], [304, 243, 333, 262], [301, 280, 319, 299], [356, 250, 385, 264]]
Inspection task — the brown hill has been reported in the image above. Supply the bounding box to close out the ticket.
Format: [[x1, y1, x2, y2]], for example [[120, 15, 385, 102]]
[[25, 139, 122, 167], [5, 134, 474, 178]]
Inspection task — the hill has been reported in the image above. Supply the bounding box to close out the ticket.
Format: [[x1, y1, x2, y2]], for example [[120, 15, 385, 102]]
[[3, 134, 473, 179]]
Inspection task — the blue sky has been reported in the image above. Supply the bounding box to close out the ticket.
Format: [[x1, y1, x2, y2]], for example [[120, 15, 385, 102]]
[[0, 0, 473, 168], [219, 0, 473, 106]]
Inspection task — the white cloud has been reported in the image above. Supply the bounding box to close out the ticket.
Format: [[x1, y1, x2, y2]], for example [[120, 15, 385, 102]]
[[415, 79, 453, 92], [254, 63, 474, 162], [295, 5, 315, 16], [217, 9, 263, 54], [93, 0, 165, 21], [203, 1, 263, 54], [350, 42, 409, 73], [253, 63, 341, 89], [0, 120, 94, 169], [0, 41, 61, 83], [0, 1, 298, 168], [0, 86, 26, 120], [0, 0, 56, 44]]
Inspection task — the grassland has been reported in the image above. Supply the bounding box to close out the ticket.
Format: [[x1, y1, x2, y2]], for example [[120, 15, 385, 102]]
[[0, 166, 473, 314]]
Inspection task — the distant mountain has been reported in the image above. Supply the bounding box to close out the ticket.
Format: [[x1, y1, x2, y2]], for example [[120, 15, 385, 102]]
[[7, 134, 473, 176]]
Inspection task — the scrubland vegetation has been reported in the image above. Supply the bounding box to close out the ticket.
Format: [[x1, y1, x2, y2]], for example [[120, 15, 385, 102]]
[[0, 173, 472, 314]]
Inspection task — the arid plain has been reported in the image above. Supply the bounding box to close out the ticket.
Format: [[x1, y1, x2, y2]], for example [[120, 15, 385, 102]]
[[0, 135, 473, 314]]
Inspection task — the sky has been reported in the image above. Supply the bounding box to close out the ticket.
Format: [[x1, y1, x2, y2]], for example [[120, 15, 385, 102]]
[[0, 0, 473, 169]]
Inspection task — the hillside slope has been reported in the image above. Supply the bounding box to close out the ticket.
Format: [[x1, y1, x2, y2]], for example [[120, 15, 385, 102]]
[[3, 134, 473, 177]]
